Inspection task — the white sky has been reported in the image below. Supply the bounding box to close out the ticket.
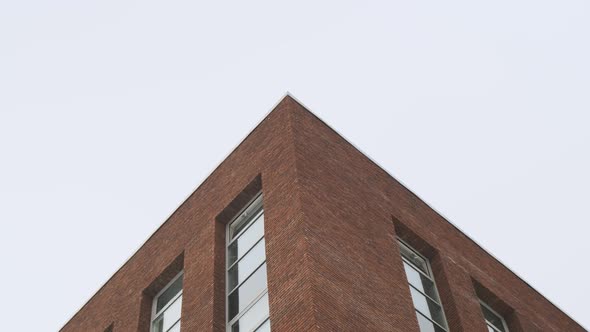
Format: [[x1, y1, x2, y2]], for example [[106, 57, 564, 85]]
[[1, 1, 589, 331]]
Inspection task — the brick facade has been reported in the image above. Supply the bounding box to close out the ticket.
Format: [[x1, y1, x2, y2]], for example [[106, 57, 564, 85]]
[[61, 96, 585, 332]]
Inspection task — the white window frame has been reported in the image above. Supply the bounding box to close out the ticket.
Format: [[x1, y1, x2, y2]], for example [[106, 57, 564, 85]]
[[225, 194, 270, 332], [150, 271, 184, 332], [398, 238, 449, 332], [480, 299, 510, 332]]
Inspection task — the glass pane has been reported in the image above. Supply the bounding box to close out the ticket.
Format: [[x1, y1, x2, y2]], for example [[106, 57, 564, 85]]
[[228, 214, 264, 266], [403, 262, 440, 302], [155, 295, 182, 332], [255, 319, 271, 332], [156, 275, 183, 313], [152, 317, 164, 332], [231, 293, 269, 332], [416, 311, 446, 332], [487, 326, 496, 332], [231, 204, 263, 238], [399, 241, 429, 275], [410, 287, 446, 328], [228, 263, 268, 321], [481, 304, 506, 332], [229, 238, 266, 290], [167, 321, 180, 332]]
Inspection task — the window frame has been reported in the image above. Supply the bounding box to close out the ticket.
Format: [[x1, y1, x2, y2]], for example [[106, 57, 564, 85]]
[[397, 238, 449, 332], [480, 299, 510, 332], [150, 270, 184, 332], [225, 193, 270, 332]]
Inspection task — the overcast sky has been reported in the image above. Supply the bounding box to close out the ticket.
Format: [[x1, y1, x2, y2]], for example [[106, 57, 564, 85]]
[[1, 1, 589, 331]]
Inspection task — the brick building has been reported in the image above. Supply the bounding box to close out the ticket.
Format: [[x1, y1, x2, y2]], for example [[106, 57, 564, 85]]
[[61, 96, 585, 332]]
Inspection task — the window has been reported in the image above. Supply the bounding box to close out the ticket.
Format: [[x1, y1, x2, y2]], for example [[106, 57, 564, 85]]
[[227, 195, 270, 332], [398, 239, 448, 332], [151, 272, 183, 332], [480, 300, 509, 332]]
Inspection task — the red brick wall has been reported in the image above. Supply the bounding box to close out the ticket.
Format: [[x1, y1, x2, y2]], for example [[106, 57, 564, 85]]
[[61, 96, 584, 332], [287, 98, 584, 332]]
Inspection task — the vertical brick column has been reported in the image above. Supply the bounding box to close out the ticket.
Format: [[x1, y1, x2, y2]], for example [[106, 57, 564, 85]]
[[430, 253, 489, 332], [179, 223, 216, 332], [508, 311, 540, 332], [260, 99, 318, 332]]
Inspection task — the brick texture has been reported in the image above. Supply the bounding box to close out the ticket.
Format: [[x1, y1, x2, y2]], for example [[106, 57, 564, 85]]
[[61, 96, 585, 332]]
